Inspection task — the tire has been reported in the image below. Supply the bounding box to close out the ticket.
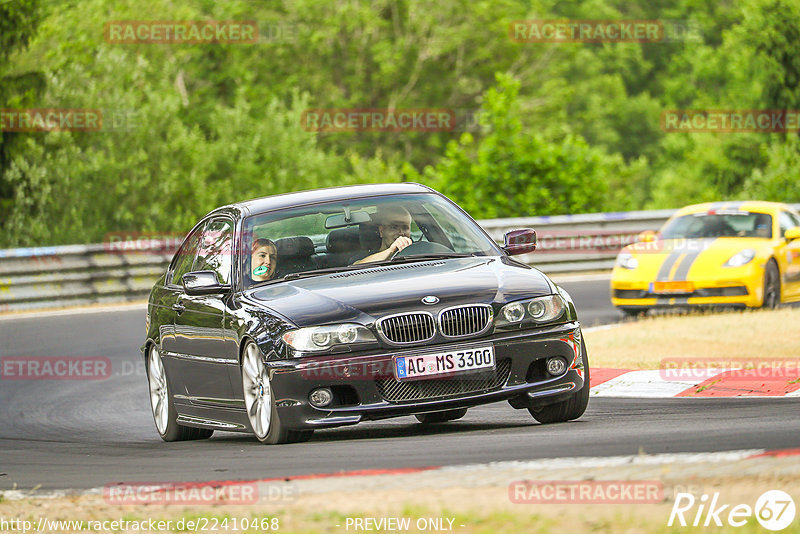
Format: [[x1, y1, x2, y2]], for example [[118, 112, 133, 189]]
[[147, 345, 213, 441], [761, 260, 780, 309], [415, 408, 468, 424], [241, 341, 313, 444], [528, 338, 590, 424]]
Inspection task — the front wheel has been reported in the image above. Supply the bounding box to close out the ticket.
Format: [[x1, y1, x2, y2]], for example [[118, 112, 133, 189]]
[[241, 341, 313, 444], [761, 260, 780, 309], [147, 345, 213, 441], [528, 339, 590, 424]]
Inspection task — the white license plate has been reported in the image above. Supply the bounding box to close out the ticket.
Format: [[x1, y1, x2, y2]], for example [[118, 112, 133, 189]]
[[394, 346, 495, 380]]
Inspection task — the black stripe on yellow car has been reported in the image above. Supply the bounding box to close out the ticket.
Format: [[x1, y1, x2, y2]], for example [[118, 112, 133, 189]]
[[672, 250, 702, 280], [672, 238, 718, 281], [656, 250, 684, 281]]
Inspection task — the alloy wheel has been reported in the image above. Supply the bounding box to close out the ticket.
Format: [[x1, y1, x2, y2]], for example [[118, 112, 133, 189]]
[[242, 343, 272, 439], [147, 346, 169, 435]]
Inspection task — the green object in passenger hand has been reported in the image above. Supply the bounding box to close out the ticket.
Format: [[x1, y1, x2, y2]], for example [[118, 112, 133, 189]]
[[253, 265, 269, 276]]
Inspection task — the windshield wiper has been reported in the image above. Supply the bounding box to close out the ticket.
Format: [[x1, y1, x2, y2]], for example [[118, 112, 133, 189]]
[[273, 253, 478, 282], [280, 265, 371, 281], [369, 252, 477, 266]]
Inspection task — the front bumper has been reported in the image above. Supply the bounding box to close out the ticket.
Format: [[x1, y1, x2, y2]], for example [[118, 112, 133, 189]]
[[610, 267, 764, 309], [266, 321, 585, 430]]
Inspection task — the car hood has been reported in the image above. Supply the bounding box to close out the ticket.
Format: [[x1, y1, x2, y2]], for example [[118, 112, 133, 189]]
[[245, 257, 553, 327], [620, 237, 769, 279]]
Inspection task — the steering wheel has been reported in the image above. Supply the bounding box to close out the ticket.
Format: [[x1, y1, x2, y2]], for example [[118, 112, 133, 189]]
[[391, 241, 454, 258]]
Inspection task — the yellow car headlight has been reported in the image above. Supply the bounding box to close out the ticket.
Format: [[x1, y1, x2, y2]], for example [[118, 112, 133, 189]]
[[723, 249, 755, 267], [616, 252, 639, 270]]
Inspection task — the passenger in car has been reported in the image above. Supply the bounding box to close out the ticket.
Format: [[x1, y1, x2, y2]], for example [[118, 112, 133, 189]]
[[753, 214, 771, 238], [251, 238, 278, 282], [354, 206, 413, 264]]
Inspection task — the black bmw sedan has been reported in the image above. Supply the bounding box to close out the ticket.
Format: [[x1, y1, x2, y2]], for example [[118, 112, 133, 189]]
[[143, 183, 589, 444]]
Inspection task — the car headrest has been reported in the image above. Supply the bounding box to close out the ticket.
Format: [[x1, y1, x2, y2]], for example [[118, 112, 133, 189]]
[[359, 223, 381, 251], [326, 226, 361, 254], [274, 236, 314, 258]]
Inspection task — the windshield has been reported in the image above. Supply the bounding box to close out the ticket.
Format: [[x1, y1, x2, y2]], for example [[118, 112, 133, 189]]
[[660, 211, 773, 240], [240, 193, 499, 288]]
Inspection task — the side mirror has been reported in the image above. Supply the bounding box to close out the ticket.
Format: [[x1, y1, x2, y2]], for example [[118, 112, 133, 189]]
[[637, 230, 657, 243], [786, 226, 800, 241], [502, 228, 537, 255], [182, 271, 229, 296]]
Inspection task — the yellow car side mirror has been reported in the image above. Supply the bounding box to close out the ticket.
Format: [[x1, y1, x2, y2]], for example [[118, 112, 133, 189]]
[[785, 226, 800, 241]]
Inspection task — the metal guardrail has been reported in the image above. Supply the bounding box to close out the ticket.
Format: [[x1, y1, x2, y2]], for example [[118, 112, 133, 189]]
[[479, 208, 677, 273], [1, 205, 797, 312], [0, 244, 172, 312]]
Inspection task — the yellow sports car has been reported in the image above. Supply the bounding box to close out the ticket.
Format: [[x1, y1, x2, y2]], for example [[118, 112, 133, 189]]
[[611, 201, 800, 315]]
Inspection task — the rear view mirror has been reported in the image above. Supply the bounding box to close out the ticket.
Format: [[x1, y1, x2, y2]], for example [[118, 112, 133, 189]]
[[325, 210, 372, 229], [502, 229, 537, 255], [182, 271, 229, 295]]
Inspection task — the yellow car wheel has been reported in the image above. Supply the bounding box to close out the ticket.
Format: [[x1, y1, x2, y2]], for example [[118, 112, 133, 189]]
[[762, 260, 780, 309]]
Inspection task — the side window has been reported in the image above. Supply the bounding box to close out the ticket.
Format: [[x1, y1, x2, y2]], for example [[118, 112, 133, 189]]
[[779, 212, 796, 237], [194, 219, 233, 284], [169, 224, 205, 285], [789, 211, 800, 228]]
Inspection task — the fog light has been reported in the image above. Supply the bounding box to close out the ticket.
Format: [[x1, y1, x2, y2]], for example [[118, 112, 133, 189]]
[[546, 357, 567, 376], [309, 387, 333, 408]]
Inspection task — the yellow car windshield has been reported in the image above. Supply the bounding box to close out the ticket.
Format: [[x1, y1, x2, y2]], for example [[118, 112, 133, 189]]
[[661, 212, 772, 239]]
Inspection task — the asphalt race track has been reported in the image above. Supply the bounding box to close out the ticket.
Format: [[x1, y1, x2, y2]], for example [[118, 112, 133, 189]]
[[1, 277, 798, 491]]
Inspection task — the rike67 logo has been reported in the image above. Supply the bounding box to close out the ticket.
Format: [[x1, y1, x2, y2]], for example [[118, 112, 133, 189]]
[[669, 490, 796, 531]]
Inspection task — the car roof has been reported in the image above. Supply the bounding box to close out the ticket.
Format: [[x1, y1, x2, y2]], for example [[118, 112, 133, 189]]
[[675, 201, 793, 216], [209, 183, 436, 218]]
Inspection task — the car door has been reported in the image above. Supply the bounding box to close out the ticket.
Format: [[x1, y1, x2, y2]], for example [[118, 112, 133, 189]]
[[159, 223, 205, 398], [776, 210, 800, 299], [171, 218, 239, 407]]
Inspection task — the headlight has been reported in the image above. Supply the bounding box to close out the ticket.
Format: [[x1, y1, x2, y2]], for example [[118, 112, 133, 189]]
[[616, 252, 638, 270], [503, 302, 525, 322], [723, 249, 755, 267], [282, 324, 376, 355], [497, 295, 566, 327]]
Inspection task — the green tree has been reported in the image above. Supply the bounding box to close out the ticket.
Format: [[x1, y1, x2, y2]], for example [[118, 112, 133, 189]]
[[0, 0, 45, 220], [411, 75, 641, 218]]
